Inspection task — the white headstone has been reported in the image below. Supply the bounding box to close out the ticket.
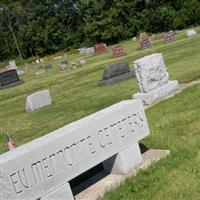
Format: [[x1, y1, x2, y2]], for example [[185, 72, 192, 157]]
[[17, 69, 25, 76], [8, 61, 17, 69], [0, 99, 149, 200], [80, 59, 87, 65], [133, 53, 179, 105], [26, 90, 52, 112], [186, 29, 197, 37], [132, 37, 137, 41]]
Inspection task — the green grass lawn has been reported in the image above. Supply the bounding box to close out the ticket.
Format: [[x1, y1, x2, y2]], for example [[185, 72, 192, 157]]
[[101, 83, 200, 200], [0, 27, 200, 157], [0, 26, 200, 200]]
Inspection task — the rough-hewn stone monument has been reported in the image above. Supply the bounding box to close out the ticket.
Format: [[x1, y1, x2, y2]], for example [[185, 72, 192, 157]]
[[26, 90, 52, 112], [99, 61, 135, 86], [132, 53, 179, 105], [0, 99, 149, 200]]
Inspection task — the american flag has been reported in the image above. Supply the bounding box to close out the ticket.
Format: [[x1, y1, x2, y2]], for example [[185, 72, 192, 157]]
[[5, 132, 16, 151]]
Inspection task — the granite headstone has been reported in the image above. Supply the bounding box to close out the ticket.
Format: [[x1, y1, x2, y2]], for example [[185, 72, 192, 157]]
[[132, 53, 179, 105], [26, 90, 52, 112], [112, 44, 126, 58], [99, 61, 135, 86], [0, 69, 23, 89]]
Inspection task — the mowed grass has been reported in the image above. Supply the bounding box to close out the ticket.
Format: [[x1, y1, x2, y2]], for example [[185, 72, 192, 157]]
[[0, 27, 200, 155], [101, 83, 200, 200]]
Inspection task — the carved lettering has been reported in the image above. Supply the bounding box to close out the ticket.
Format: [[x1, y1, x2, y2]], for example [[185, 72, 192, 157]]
[[42, 158, 53, 178], [10, 173, 23, 194], [87, 136, 96, 154], [31, 161, 45, 185], [18, 169, 30, 189]]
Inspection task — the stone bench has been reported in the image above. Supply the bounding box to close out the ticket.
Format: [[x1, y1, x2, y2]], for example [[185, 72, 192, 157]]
[[0, 99, 149, 200]]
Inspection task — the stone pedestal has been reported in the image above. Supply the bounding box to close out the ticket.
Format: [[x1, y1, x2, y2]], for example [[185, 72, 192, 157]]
[[40, 183, 74, 200], [133, 80, 179, 105], [103, 143, 142, 175]]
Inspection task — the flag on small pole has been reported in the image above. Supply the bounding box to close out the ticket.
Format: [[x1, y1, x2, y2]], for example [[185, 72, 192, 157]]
[[5, 131, 16, 151]]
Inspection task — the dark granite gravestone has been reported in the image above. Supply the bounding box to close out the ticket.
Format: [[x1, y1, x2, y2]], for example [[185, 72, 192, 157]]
[[45, 63, 53, 70], [112, 44, 126, 58], [164, 31, 175, 43], [99, 61, 135, 86], [140, 32, 151, 49], [0, 69, 23, 89], [61, 60, 68, 65], [94, 43, 107, 54]]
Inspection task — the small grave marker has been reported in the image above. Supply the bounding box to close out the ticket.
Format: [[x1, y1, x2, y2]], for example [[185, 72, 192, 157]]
[[112, 44, 126, 58], [139, 32, 151, 49], [94, 43, 107, 54], [164, 31, 175, 43], [99, 61, 135, 86], [26, 90, 52, 112], [186, 29, 197, 37], [0, 68, 23, 89]]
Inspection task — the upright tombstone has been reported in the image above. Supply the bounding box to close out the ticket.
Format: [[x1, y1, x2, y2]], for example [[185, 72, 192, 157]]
[[154, 32, 166, 40], [186, 29, 197, 37], [99, 61, 135, 86], [112, 44, 126, 58], [132, 53, 179, 105], [0, 99, 150, 200], [164, 31, 175, 43], [140, 32, 151, 49], [45, 63, 53, 70], [79, 47, 95, 56], [0, 68, 23, 89], [8, 60, 17, 69], [94, 43, 107, 54], [26, 90, 52, 112]]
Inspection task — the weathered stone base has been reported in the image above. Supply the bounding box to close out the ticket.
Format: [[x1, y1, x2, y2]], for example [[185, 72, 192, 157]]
[[99, 71, 135, 86], [75, 149, 170, 200], [0, 80, 23, 90], [103, 143, 142, 175], [132, 80, 179, 105], [40, 183, 74, 200]]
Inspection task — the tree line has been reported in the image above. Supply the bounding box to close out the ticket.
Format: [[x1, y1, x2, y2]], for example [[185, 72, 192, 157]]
[[1, 0, 200, 61]]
